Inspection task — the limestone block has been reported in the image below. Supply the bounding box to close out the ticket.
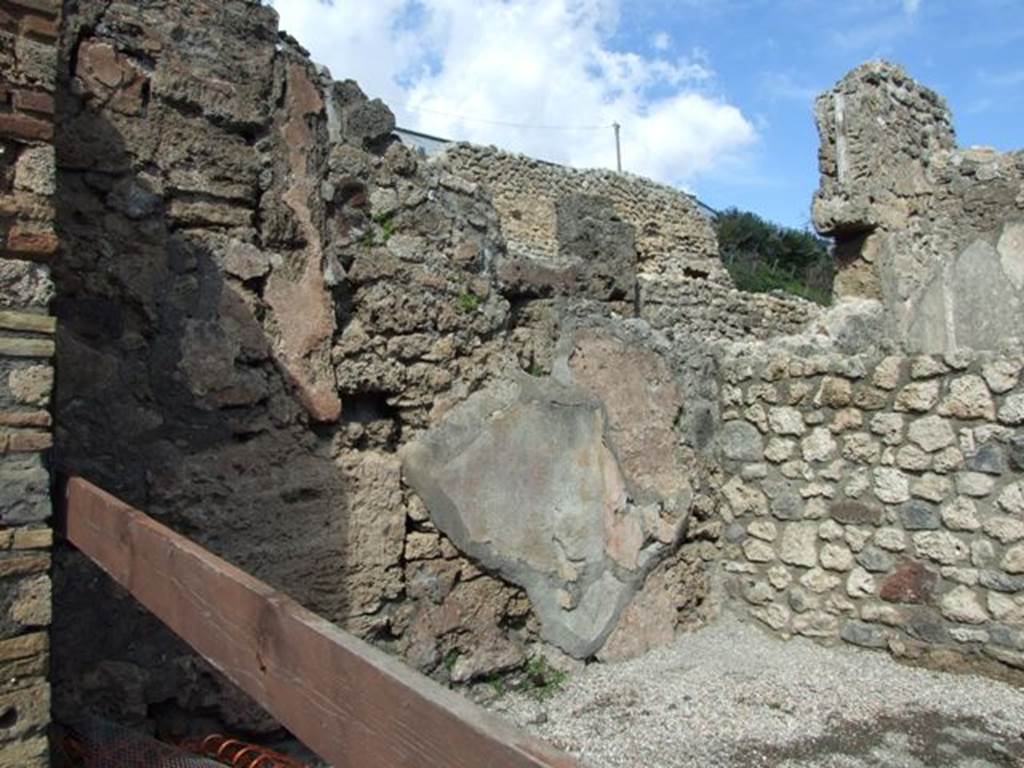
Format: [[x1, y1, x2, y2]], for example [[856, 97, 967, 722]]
[[912, 531, 970, 565], [873, 467, 910, 504], [940, 586, 988, 625], [907, 415, 956, 452], [938, 376, 996, 420], [768, 406, 806, 436]]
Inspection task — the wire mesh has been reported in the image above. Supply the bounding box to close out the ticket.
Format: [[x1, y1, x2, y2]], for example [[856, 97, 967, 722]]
[[61, 718, 310, 768], [62, 718, 226, 768]]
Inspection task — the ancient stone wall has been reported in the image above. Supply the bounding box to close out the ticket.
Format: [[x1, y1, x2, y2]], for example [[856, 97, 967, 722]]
[[44, 0, 729, 739], [0, 0, 59, 764], [440, 143, 730, 285], [814, 62, 1024, 353], [717, 344, 1024, 678], [48, 0, 540, 735], [640, 274, 821, 345]]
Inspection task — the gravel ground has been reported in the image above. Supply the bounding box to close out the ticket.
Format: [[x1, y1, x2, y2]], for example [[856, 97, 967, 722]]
[[487, 616, 1024, 768]]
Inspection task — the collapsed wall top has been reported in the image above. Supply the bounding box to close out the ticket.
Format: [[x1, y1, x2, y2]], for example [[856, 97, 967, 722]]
[[813, 61, 1024, 354]]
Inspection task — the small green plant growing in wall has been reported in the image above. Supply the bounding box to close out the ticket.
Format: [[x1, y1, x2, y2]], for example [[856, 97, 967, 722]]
[[457, 291, 481, 313], [442, 648, 460, 674], [373, 211, 396, 244], [516, 655, 568, 701]]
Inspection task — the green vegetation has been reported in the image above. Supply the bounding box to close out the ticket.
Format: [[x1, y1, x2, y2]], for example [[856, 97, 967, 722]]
[[516, 654, 567, 701], [714, 207, 834, 306], [484, 673, 507, 696], [457, 291, 481, 313], [373, 211, 396, 243], [361, 213, 397, 248], [442, 648, 460, 674]]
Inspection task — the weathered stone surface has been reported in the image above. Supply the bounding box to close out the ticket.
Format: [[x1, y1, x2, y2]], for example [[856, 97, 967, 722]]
[[998, 481, 1024, 514], [830, 500, 883, 527], [956, 472, 996, 498], [941, 498, 981, 532], [801, 427, 837, 463], [983, 516, 1024, 544], [855, 545, 895, 573], [982, 359, 1020, 394], [879, 560, 939, 603], [403, 374, 667, 657], [894, 382, 939, 413], [939, 376, 996, 420], [721, 420, 764, 463], [965, 442, 1007, 475], [913, 531, 970, 565], [841, 620, 888, 648], [768, 406, 806, 436], [779, 523, 819, 568], [598, 560, 682, 662], [1003, 545, 1024, 575], [820, 543, 854, 572], [874, 467, 910, 504], [552, 194, 637, 301], [0, 455, 49, 524], [899, 500, 940, 531], [907, 415, 955, 452], [555, 323, 689, 509], [940, 586, 988, 625]]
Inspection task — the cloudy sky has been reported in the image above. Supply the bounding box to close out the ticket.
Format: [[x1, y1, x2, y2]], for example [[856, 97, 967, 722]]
[[270, 0, 1024, 230]]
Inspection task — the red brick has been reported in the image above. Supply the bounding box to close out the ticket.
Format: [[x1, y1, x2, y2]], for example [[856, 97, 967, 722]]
[[0, 410, 50, 428], [0, 113, 52, 142], [12, 89, 54, 116], [3, 430, 52, 452], [3, 224, 58, 258], [18, 13, 58, 41], [4, 0, 59, 18]]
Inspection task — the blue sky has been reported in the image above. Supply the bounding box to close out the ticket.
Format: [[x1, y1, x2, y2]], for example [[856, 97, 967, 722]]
[[272, 0, 1024, 231]]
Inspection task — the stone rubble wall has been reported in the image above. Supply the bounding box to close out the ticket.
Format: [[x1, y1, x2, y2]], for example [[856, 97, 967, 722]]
[[717, 343, 1024, 678], [440, 143, 730, 285], [813, 62, 1024, 353], [47, 0, 726, 738], [0, 0, 59, 765], [640, 274, 822, 345]]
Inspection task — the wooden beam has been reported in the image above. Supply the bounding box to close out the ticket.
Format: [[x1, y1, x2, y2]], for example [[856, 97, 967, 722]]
[[63, 476, 583, 768]]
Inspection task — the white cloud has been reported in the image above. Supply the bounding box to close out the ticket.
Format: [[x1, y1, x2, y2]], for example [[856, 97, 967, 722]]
[[652, 31, 672, 51], [902, 0, 921, 15], [269, 0, 756, 187]]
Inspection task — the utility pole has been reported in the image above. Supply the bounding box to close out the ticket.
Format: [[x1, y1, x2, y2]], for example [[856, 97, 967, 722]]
[[613, 122, 622, 172]]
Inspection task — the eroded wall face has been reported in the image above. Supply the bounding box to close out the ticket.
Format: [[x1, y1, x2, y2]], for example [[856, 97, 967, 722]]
[[49, 0, 535, 734], [0, 0, 58, 764], [814, 62, 1024, 353], [47, 0, 730, 737], [441, 144, 729, 285]]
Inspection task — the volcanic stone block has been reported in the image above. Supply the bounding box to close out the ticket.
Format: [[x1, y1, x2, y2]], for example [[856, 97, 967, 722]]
[[403, 374, 654, 658]]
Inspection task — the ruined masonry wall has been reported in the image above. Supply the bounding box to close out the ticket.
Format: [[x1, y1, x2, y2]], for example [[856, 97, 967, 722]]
[[813, 62, 1024, 353], [640, 275, 821, 344], [0, 0, 59, 765], [718, 346, 1024, 676], [441, 143, 730, 284]]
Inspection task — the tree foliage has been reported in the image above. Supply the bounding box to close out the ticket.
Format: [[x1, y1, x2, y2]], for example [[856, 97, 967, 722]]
[[714, 207, 834, 305]]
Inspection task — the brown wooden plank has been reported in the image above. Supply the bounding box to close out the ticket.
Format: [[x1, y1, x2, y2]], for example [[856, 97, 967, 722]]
[[63, 476, 583, 768]]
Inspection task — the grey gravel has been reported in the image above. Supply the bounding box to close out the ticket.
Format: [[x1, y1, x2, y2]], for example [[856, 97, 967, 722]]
[[487, 616, 1024, 767]]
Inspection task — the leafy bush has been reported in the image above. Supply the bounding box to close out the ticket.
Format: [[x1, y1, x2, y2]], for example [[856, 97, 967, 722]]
[[714, 208, 834, 306]]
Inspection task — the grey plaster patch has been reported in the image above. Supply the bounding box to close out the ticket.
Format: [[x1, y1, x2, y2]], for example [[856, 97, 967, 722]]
[[402, 373, 669, 657]]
